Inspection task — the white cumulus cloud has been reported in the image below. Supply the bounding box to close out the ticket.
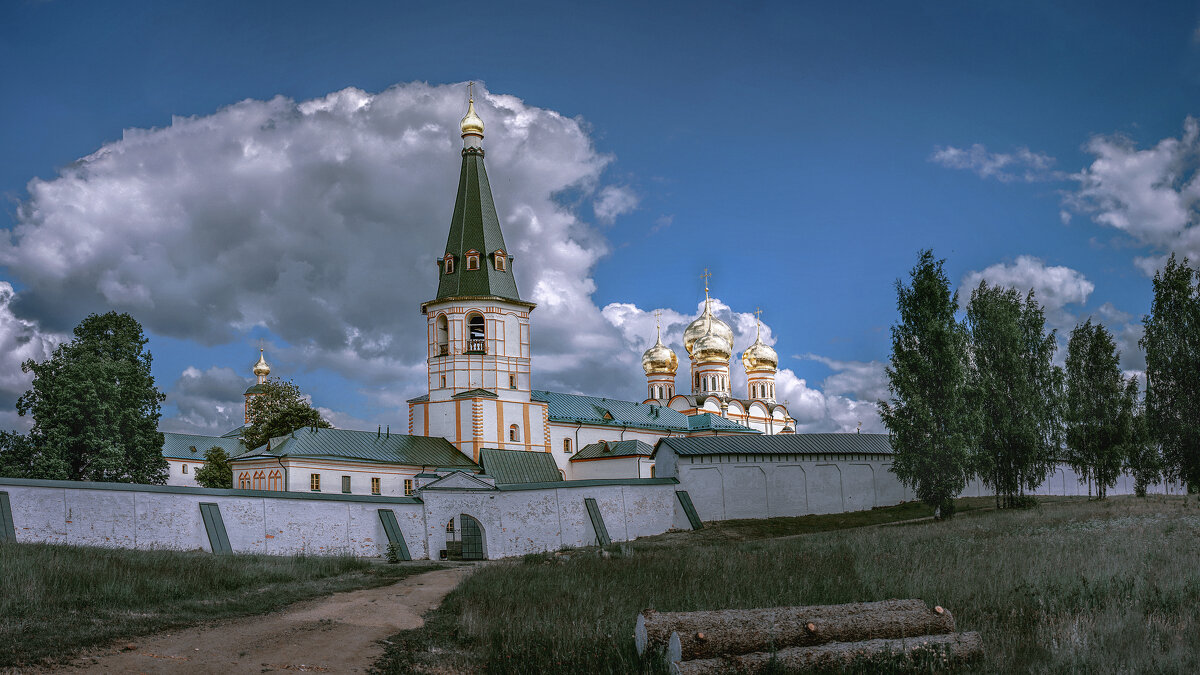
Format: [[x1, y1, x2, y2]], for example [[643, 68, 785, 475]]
[[1066, 117, 1200, 274], [960, 256, 1094, 331], [930, 144, 1058, 182]]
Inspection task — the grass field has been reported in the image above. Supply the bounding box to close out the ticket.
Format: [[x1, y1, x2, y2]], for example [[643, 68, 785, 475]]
[[0, 543, 436, 668], [374, 495, 1200, 674]]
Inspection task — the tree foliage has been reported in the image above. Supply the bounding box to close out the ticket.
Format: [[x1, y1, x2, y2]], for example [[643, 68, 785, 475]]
[[1140, 254, 1200, 491], [15, 312, 167, 483], [1064, 320, 1129, 499], [966, 282, 1063, 508], [1120, 376, 1162, 497], [194, 446, 234, 489], [241, 378, 331, 451], [880, 250, 973, 518], [0, 431, 37, 478]]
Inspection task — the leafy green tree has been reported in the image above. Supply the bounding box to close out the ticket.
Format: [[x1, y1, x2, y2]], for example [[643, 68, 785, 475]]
[[241, 378, 331, 451], [880, 250, 973, 519], [194, 446, 234, 489], [1140, 254, 1200, 491], [16, 312, 166, 483], [1121, 376, 1161, 497], [966, 282, 1063, 508], [1064, 320, 1127, 499], [0, 431, 37, 478]]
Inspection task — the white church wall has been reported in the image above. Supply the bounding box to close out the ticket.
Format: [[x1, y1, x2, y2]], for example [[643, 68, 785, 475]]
[[547, 422, 669, 474], [0, 478, 426, 558], [165, 459, 202, 487]]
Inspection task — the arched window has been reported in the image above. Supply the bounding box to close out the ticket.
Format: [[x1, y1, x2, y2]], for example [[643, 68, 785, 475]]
[[443, 254, 455, 274], [465, 249, 480, 270], [509, 424, 521, 442], [466, 314, 486, 354], [494, 250, 507, 271], [435, 315, 449, 355]]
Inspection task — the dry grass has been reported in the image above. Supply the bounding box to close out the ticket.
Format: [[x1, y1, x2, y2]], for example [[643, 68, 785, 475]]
[[375, 495, 1200, 674]]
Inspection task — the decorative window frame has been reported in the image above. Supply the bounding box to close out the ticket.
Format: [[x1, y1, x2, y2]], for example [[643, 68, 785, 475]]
[[465, 249, 480, 271], [443, 254, 455, 274], [493, 250, 507, 271]]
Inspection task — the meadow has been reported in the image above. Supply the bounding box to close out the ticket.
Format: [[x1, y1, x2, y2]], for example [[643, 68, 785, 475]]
[[0, 543, 435, 668], [374, 495, 1200, 674]]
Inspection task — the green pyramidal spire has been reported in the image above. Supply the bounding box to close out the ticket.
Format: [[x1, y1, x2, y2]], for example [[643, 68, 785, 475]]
[[434, 94, 523, 303]]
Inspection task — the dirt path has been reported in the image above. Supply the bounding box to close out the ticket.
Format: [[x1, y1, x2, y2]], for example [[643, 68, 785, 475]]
[[55, 566, 471, 674]]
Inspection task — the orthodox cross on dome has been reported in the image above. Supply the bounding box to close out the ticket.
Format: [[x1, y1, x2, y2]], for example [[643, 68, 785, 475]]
[[467, 80, 475, 102], [653, 309, 663, 340]]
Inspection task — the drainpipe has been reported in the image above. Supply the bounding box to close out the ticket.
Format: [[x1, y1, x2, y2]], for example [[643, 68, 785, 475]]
[[275, 455, 288, 492], [620, 424, 628, 441], [574, 421, 582, 453]]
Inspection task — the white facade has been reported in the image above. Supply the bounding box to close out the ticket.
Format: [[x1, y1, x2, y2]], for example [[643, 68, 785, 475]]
[[165, 458, 203, 487]]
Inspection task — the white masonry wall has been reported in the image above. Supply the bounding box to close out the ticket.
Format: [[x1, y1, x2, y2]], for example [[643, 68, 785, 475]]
[[662, 450, 1189, 522], [419, 480, 679, 560], [0, 479, 427, 558]]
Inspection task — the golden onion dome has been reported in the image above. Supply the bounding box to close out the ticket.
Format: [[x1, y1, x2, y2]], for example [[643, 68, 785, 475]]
[[460, 98, 484, 137], [742, 336, 778, 372], [253, 349, 271, 377], [692, 328, 733, 363], [641, 335, 678, 375], [683, 303, 734, 358]]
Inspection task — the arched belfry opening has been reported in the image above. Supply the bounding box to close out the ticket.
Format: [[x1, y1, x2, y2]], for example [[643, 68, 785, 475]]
[[466, 314, 486, 354], [435, 315, 449, 356]]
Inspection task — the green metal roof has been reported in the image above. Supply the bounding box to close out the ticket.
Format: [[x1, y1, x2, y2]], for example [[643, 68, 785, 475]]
[[571, 440, 655, 461], [479, 448, 563, 484], [654, 433, 894, 458], [220, 425, 246, 438], [687, 413, 761, 433], [433, 149, 523, 304], [495, 477, 678, 491], [232, 427, 479, 469], [244, 384, 266, 395], [532, 390, 756, 435], [161, 432, 246, 461]]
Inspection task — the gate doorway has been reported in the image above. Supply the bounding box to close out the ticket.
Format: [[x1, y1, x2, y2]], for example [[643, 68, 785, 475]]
[[460, 514, 484, 560]]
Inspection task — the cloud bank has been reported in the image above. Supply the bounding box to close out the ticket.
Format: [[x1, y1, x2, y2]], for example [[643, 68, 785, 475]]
[[0, 81, 873, 434], [930, 144, 1058, 182]]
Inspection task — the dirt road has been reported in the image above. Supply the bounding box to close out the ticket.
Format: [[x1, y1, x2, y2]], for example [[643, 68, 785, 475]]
[[55, 566, 470, 674]]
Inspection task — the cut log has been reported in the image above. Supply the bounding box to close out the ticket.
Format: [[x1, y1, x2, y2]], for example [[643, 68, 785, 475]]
[[672, 631, 983, 675], [635, 600, 955, 661]]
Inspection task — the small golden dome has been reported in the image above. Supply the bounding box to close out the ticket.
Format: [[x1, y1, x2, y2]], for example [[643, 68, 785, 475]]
[[692, 328, 733, 363], [460, 98, 484, 137], [742, 336, 778, 372], [683, 303, 733, 358], [642, 335, 678, 375], [253, 349, 271, 377]]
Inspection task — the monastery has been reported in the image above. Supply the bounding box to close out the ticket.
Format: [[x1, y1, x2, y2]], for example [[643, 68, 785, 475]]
[[3, 91, 1175, 561], [161, 92, 798, 495]]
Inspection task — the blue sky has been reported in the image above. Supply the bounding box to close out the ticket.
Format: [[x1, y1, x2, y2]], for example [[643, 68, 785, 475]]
[[2, 1, 1198, 434]]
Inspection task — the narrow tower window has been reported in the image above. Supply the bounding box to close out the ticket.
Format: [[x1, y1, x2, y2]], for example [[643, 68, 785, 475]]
[[465, 249, 480, 270], [509, 424, 521, 442], [443, 255, 455, 274], [435, 315, 449, 356], [494, 250, 507, 271]]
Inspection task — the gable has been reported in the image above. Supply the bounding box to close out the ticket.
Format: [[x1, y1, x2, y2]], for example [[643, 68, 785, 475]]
[[420, 471, 497, 491]]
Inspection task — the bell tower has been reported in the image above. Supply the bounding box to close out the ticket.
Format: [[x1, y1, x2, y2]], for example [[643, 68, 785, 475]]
[[410, 83, 547, 461]]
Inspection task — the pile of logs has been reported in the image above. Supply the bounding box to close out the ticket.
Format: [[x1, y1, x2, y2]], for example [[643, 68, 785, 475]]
[[634, 600, 982, 674]]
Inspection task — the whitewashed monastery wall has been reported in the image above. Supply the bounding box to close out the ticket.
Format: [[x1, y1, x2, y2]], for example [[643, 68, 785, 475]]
[[0, 476, 683, 560], [665, 453, 1187, 522]]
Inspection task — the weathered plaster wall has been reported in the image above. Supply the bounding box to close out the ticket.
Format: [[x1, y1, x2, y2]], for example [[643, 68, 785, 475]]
[[0, 479, 426, 558], [420, 480, 678, 560], [665, 450, 1187, 522]]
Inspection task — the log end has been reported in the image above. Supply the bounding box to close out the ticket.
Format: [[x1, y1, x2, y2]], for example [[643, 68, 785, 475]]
[[634, 613, 647, 656], [668, 631, 683, 665]]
